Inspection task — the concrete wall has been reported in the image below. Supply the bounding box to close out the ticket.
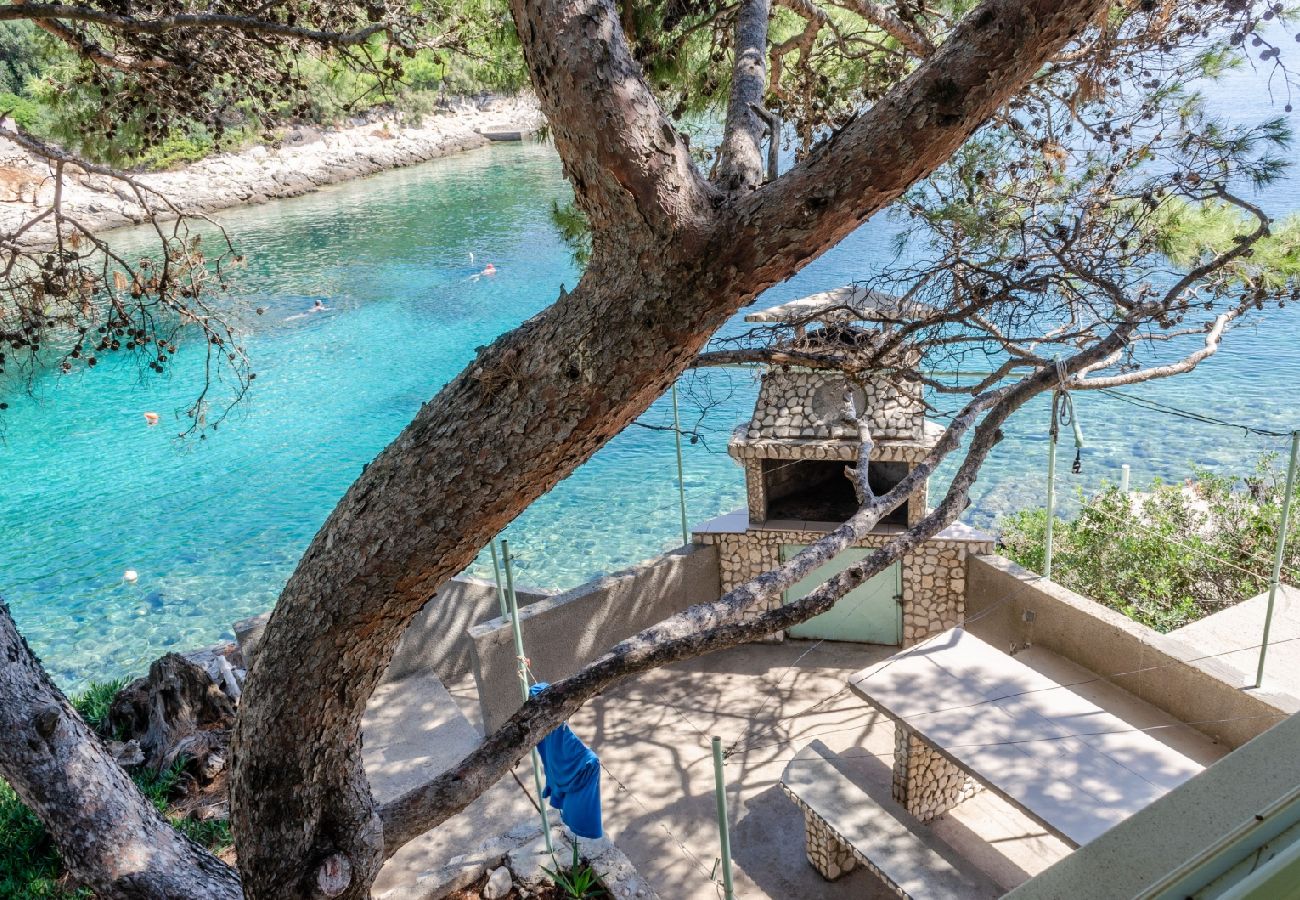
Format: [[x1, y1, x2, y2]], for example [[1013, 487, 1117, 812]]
[[966, 554, 1299, 749], [469, 543, 721, 733], [233, 576, 553, 685], [387, 578, 553, 684]]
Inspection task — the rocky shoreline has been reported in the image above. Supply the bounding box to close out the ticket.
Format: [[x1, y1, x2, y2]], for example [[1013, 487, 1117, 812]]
[[0, 92, 544, 245]]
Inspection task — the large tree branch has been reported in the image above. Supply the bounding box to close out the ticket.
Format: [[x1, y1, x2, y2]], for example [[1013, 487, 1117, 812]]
[[728, 0, 1109, 289], [508, 0, 717, 240], [717, 0, 772, 192], [840, 0, 934, 56], [0, 601, 241, 899], [0, 4, 391, 46], [1069, 308, 1243, 389]]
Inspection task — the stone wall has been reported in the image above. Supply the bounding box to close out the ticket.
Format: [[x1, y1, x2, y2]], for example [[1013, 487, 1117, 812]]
[[730, 427, 937, 527], [891, 726, 981, 822], [694, 525, 991, 646], [746, 371, 923, 442], [469, 544, 721, 732]]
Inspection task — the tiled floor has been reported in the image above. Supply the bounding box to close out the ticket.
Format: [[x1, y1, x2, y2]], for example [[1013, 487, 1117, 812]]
[[566, 639, 1228, 899], [366, 638, 1228, 900]]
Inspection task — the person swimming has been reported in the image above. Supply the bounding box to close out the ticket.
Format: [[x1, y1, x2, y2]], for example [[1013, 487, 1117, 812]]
[[285, 298, 328, 320], [467, 263, 497, 282]]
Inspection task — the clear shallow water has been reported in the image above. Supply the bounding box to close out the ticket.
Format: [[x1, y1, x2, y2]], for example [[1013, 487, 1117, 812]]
[[4, 71, 1300, 688]]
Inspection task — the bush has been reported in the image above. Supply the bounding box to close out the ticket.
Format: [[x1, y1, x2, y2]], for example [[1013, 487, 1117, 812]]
[[999, 453, 1300, 632], [0, 91, 43, 131], [135, 132, 214, 171]]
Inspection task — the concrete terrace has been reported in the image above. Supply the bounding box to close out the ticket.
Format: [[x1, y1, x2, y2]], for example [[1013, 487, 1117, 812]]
[[368, 634, 1228, 899]]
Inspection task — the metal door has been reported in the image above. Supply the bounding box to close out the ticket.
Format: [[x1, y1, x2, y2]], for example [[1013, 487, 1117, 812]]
[[781, 545, 902, 645]]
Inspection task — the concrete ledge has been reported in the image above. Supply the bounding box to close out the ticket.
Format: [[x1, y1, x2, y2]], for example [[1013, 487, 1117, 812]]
[[469, 544, 721, 733], [1008, 712, 1300, 900], [966, 554, 1299, 749], [234, 576, 553, 685]]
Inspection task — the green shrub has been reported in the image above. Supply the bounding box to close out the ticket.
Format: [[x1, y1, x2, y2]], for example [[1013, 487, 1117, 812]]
[[999, 453, 1300, 632], [135, 132, 214, 171], [0, 91, 43, 131]]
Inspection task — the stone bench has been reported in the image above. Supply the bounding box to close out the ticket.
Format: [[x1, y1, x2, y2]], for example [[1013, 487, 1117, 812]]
[[779, 741, 1000, 898]]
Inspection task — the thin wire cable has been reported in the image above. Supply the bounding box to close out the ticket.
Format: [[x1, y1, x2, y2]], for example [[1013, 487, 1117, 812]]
[[727, 592, 1017, 757], [758, 711, 1289, 768], [740, 626, 1300, 755], [1098, 388, 1298, 438], [1077, 500, 1297, 586]]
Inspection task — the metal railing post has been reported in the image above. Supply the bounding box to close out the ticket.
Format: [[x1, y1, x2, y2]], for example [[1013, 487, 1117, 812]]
[[490, 540, 508, 618], [1044, 393, 1060, 581], [711, 736, 736, 900], [672, 383, 690, 545], [503, 540, 555, 854], [1120, 464, 1131, 494], [1256, 431, 1300, 688]]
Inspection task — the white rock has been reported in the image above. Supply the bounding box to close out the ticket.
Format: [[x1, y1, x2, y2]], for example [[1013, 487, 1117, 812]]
[[481, 865, 512, 899]]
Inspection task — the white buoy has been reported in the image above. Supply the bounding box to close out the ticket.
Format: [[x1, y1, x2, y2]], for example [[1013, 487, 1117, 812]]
[[123, 569, 139, 583]]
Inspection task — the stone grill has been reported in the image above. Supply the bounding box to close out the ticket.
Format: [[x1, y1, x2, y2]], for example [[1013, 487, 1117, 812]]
[[692, 284, 993, 647]]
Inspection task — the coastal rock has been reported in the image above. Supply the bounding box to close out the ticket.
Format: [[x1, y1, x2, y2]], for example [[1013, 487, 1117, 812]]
[[0, 92, 545, 248], [481, 866, 512, 899]]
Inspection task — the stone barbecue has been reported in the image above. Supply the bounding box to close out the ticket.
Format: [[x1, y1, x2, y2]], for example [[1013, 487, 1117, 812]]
[[693, 285, 992, 647]]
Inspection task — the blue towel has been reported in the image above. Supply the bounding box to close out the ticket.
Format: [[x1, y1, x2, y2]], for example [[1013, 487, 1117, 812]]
[[529, 682, 603, 839]]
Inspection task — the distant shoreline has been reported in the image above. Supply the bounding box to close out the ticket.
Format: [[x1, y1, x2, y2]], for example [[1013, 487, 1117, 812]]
[[0, 93, 544, 246]]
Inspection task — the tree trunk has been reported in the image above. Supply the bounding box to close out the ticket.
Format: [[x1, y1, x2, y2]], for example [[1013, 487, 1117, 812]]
[[0, 602, 241, 899], [229, 2, 1110, 898]]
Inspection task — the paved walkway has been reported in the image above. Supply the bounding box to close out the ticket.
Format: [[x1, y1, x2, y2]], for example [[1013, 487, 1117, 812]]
[[1172, 585, 1300, 695], [365, 671, 536, 897], [567, 640, 1227, 900], [362, 640, 1227, 900]]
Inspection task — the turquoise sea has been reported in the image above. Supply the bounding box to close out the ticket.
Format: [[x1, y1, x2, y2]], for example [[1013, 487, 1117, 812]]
[[4, 63, 1300, 687]]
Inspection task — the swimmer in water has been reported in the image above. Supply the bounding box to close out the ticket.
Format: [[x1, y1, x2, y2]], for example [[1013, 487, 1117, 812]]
[[286, 298, 328, 321], [467, 263, 497, 282]]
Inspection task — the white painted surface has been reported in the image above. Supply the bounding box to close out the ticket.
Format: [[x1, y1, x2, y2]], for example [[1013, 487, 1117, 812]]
[[849, 627, 1205, 847]]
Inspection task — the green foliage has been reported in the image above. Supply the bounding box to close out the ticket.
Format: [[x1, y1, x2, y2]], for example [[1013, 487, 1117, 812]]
[[69, 678, 126, 734], [0, 0, 527, 170], [0, 780, 85, 899], [0, 22, 49, 95], [541, 842, 607, 898], [0, 91, 42, 131], [136, 133, 216, 171], [550, 200, 592, 268], [0, 681, 231, 899], [1000, 454, 1300, 632]]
